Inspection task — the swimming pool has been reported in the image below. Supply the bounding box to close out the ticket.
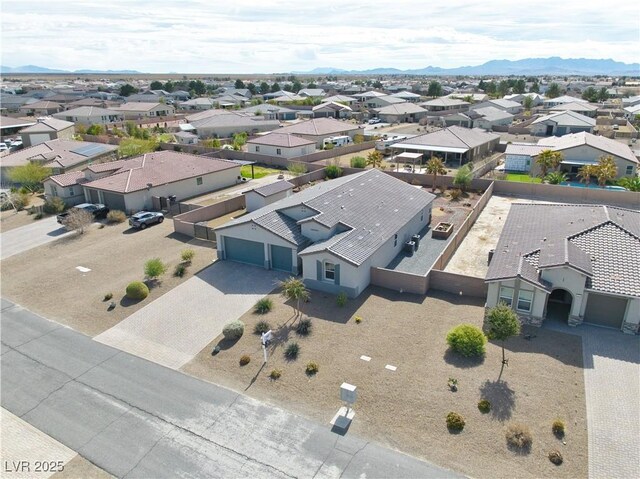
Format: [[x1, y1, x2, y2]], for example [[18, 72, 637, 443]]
[[560, 182, 627, 191]]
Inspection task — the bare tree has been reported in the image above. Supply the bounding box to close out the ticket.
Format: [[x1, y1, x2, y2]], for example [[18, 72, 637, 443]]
[[63, 209, 93, 234]]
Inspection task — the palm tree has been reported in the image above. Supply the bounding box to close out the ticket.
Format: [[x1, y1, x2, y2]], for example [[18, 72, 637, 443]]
[[425, 156, 447, 192], [279, 277, 309, 320], [535, 149, 563, 178], [595, 155, 618, 187], [577, 164, 597, 186], [544, 171, 567, 184], [366, 150, 383, 169]]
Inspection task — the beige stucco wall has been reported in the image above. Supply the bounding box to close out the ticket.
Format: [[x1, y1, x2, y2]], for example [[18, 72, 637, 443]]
[[244, 189, 291, 213], [530, 144, 637, 177], [248, 143, 313, 158]]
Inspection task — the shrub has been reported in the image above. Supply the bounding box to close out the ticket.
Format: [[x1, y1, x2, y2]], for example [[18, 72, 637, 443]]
[[453, 164, 473, 191], [548, 450, 563, 465], [43, 196, 65, 214], [552, 419, 565, 437], [269, 369, 282, 380], [449, 188, 462, 201], [107, 210, 127, 223], [478, 399, 491, 413], [446, 324, 487, 357], [63, 208, 93, 234], [103, 292, 113, 301], [353, 134, 365, 144], [181, 248, 195, 263], [254, 298, 273, 314], [350, 156, 367, 168], [305, 361, 319, 375], [325, 164, 343, 179], [296, 318, 312, 336], [323, 142, 334, 150], [126, 281, 149, 300], [355, 316, 362, 324], [446, 412, 465, 431], [9, 192, 30, 211], [254, 320, 271, 335], [222, 320, 245, 340], [239, 355, 251, 366], [506, 423, 533, 450], [284, 341, 299, 359], [144, 258, 168, 280], [336, 292, 348, 307], [174, 264, 186, 277], [33, 212, 43, 220]]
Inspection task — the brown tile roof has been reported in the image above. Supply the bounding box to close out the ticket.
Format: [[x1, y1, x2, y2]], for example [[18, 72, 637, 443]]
[[83, 150, 240, 194], [247, 133, 314, 148], [276, 118, 360, 137], [0, 139, 116, 168], [19, 100, 62, 110], [48, 170, 87, 187], [20, 118, 74, 133]]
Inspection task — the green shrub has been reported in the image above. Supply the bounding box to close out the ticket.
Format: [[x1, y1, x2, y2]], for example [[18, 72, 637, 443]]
[[43, 196, 65, 214], [323, 142, 334, 150], [254, 298, 273, 314], [305, 361, 319, 375], [296, 318, 312, 336], [254, 320, 271, 334], [548, 450, 563, 465], [355, 316, 362, 324], [446, 412, 465, 431], [239, 354, 251, 366], [10, 192, 30, 211], [446, 324, 487, 357], [174, 264, 186, 277], [325, 164, 343, 179], [552, 419, 565, 437], [452, 164, 473, 191], [33, 212, 44, 220], [478, 399, 491, 413], [103, 292, 113, 301], [506, 423, 533, 450], [144, 258, 168, 280], [181, 248, 195, 263], [269, 369, 282, 380], [350, 156, 367, 168], [125, 281, 149, 300], [284, 341, 299, 360], [107, 210, 127, 223], [336, 292, 348, 307], [222, 320, 245, 340]]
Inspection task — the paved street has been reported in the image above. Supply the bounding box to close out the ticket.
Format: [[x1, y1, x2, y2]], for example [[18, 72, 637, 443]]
[[0, 216, 72, 260], [94, 261, 287, 369], [544, 320, 640, 479], [1, 299, 463, 479]]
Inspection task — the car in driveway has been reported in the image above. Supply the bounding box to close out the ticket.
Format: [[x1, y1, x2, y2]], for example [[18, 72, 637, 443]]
[[129, 211, 164, 229], [368, 118, 381, 124], [56, 203, 109, 224]]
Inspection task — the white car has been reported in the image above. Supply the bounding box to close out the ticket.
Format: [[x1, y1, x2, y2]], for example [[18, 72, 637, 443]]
[[0, 143, 8, 152]]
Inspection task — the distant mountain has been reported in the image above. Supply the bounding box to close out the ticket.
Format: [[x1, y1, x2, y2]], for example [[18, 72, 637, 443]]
[[1, 65, 142, 74], [294, 57, 640, 76]]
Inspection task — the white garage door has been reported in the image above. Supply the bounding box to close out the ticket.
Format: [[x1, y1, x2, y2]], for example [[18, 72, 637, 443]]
[[28, 133, 51, 146]]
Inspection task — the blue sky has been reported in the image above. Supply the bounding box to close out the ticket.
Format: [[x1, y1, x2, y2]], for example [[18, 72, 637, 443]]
[[1, 0, 638, 73]]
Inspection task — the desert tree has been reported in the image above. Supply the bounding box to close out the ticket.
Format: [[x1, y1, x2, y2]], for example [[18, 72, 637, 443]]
[[280, 277, 309, 320], [62, 208, 93, 234], [485, 303, 521, 379], [425, 156, 447, 192]]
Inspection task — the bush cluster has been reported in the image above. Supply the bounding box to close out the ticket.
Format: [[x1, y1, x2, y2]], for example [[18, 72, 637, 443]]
[[354, 316, 362, 324], [174, 264, 186, 277], [296, 318, 312, 336], [325, 164, 343, 179], [552, 419, 565, 437], [336, 292, 348, 307], [284, 341, 299, 359], [254, 298, 273, 314], [103, 292, 113, 301], [239, 355, 251, 366], [506, 423, 533, 450], [305, 361, 319, 375], [43, 196, 65, 214], [446, 324, 487, 357], [126, 281, 149, 300], [254, 320, 271, 335], [144, 258, 168, 279], [350, 156, 366, 168], [478, 399, 491, 413], [449, 188, 462, 201], [446, 412, 465, 431], [222, 320, 245, 340], [548, 450, 563, 465], [269, 369, 282, 380], [181, 248, 195, 263], [107, 210, 127, 224]]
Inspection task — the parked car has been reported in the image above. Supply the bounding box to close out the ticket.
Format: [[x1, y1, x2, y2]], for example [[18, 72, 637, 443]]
[[368, 118, 381, 124], [9, 139, 23, 150], [128, 211, 164, 229], [56, 203, 109, 224], [0, 143, 8, 152]]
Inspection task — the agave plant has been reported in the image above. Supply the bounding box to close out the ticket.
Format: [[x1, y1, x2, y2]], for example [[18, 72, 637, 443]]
[[544, 171, 568, 185]]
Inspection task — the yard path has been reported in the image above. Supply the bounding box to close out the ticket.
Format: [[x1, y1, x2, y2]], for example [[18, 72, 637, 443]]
[[0, 216, 72, 260], [544, 320, 640, 479], [94, 261, 287, 370]]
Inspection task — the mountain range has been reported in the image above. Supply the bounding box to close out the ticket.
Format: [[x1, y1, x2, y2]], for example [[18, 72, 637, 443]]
[[294, 57, 640, 76], [0, 65, 141, 74]]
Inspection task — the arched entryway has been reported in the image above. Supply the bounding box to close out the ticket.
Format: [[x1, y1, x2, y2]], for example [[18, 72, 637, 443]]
[[546, 289, 573, 324]]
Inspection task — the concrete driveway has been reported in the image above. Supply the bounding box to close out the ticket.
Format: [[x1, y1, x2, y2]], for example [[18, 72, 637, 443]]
[[95, 261, 288, 369], [0, 216, 72, 260]]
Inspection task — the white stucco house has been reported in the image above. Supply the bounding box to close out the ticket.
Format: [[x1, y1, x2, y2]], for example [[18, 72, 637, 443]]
[[112, 102, 175, 120], [215, 169, 435, 297], [247, 133, 315, 158], [485, 204, 640, 334], [52, 106, 124, 125], [530, 111, 596, 137]]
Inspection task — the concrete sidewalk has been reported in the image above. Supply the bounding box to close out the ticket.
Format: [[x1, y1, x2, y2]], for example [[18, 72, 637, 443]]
[[1, 298, 463, 479]]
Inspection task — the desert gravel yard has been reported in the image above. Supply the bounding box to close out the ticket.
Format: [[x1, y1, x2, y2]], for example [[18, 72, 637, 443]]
[[182, 287, 587, 479], [0, 220, 215, 337]]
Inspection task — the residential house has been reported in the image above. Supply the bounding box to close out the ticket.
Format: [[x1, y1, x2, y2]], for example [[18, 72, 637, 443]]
[[622, 95, 640, 108], [188, 111, 280, 139], [389, 91, 422, 103], [18, 100, 64, 116], [168, 90, 191, 102], [275, 118, 363, 148], [470, 99, 522, 115], [312, 101, 352, 119], [447, 92, 488, 103], [420, 98, 470, 113], [469, 106, 514, 131], [52, 106, 124, 126], [503, 143, 546, 172], [550, 102, 599, 118], [298, 88, 326, 98], [352, 91, 387, 103], [246, 133, 315, 158], [375, 103, 428, 123], [0, 94, 38, 113], [112, 102, 175, 119], [543, 95, 588, 109], [243, 180, 294, 212], [241, 104, 297, 121], [215, 169, 435, 297], [485, 204, 639, 334], [0, 116, 36, 140], [178, 98, 216, 111], [391, 126, 500, 165], [530, 111, 596, 137], [20, 118, 75, 147], [623, 104, 640, 120], [503, 93, 544, 106], [174, 131, 199, 145], [360, 95, 406, 109], [323, 95, 358, 106]]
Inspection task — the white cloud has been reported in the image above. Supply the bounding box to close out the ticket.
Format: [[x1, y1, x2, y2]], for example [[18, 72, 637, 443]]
[[1, 0, 638, 73]]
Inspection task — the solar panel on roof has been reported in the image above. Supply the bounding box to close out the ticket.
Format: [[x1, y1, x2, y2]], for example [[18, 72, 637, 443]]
[[71, 144, 112, 157]]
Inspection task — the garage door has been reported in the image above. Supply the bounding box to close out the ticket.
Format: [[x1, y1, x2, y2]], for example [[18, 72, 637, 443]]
[[102, 192, 126, 211], [224, 237, 265, 268], [271, 245, 293, 272], [584, 293, 627, 329]]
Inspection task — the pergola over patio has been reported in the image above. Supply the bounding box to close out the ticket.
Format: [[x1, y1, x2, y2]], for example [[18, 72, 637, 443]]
[[393, 152, 423, 172]]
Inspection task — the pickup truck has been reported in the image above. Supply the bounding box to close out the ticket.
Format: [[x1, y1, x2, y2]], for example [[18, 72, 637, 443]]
[[57, 203, 110, 224]]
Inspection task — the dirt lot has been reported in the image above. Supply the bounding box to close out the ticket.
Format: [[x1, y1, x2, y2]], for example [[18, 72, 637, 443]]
[[316, 148, 375, 167], [0, 220, 216, 337], [0, 194, 47, 233], [206, 209, 246, 228], [446, 195, 558, 278], [182, 287, 587, 479]]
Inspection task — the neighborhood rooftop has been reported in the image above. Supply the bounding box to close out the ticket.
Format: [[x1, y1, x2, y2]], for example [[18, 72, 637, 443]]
[[538, 131, 638, 163]]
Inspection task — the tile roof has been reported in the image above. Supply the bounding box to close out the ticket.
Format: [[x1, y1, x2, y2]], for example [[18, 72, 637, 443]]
[[487, 204, 640, 297], [375, 103, 427, 115], [276, 118, 360, 137], [0, 139, 116, 168], [420, 98, 469, 107], [189, 111, 279, 130], [472, 106, 514, 122], [537, 132, 637, 164], [544, 95, 588, 104], [0, 116, 36, 129], [53, 106, 121, 117], [217, 169, 435, 265], [48, 170, 88, 187], [505, 143, 546, 156], [82, 150, 240, 194], [19, 100, 62, 110], [247, 133, 314, 148], [550, 102, 599, 112], [531, 111, 596, 127], [392, 126, 499, 151], [113, 102, 165, 111], [20, 118, 75, 133], [247, 180, 294, 197]]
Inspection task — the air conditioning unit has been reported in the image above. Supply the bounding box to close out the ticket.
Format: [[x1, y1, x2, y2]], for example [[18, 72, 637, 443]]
[[404, 241, 416, 255], [411, 234, 421, 249]]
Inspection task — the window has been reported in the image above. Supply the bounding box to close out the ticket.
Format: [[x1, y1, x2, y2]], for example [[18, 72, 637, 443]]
[[517, 290, 534, 313], [394, 234, 398, 247], [420, 211, 424, 221], [50, 185, 58, 197], [626, 165, 633, 175], [255, 146, 260, 152], [69, 188, 74, 196], [324, 262, 335, 281], [196, 177, 203, 185], [276, 148, 282, 155], [499, 286, 514, 307]]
